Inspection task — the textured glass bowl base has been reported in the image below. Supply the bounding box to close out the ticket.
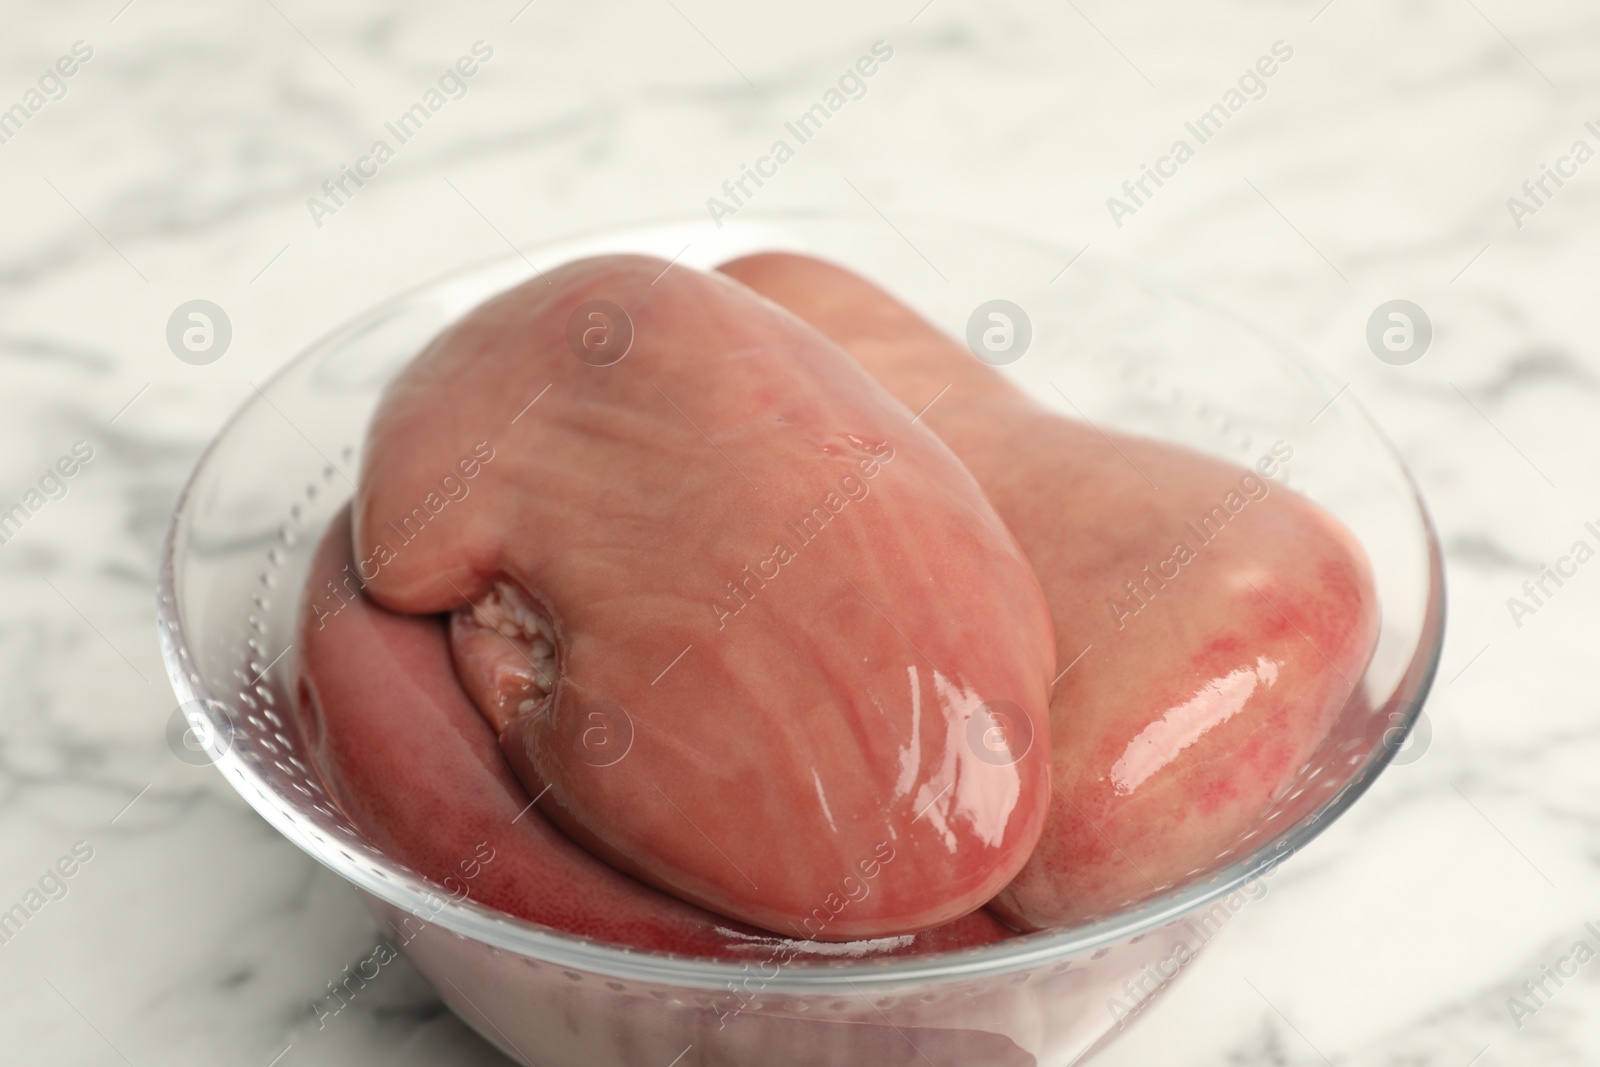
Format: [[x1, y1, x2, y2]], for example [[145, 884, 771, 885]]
[[158, 213, 1444, 1067], [373, 891, 1197, 1066]]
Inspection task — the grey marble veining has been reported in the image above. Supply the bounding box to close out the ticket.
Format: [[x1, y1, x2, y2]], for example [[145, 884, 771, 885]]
[[2, 0, 1597, 1063]]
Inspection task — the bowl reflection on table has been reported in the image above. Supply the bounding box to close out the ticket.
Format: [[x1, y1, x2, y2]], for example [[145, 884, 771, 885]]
[[157, 213, 1444, 1067]]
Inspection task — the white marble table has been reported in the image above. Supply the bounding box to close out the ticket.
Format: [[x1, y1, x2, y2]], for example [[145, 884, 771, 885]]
[[2, 1, 1596, 1063]]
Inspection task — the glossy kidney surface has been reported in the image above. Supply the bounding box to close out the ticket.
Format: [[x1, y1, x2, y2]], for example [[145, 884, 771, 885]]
[[718, 253, 1380, 928], [349, 255, 1056, 938], [296, 507, 1021, 959]]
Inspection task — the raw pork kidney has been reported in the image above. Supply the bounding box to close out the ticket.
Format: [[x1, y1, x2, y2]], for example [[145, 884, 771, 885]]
[[718, 253, 1379, 928], [348, 255, 1056, 939]]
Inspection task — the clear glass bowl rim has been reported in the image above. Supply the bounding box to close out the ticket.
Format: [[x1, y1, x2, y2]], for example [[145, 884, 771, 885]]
[[156, 209, 1446, 992]]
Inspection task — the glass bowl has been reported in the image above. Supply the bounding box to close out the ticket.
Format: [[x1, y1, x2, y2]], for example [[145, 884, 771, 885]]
[[157, 212, 1444, 1067]]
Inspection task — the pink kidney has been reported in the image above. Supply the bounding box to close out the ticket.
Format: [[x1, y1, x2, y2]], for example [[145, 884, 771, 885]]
[[347, 255, 1056, 939], [297, 507, 1020, 959], [718, 253, 1381, 928]]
